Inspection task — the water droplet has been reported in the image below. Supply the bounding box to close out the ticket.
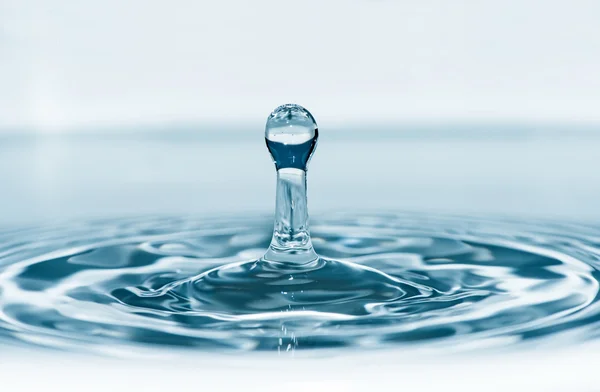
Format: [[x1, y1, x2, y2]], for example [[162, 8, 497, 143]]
[[265, 104, 318, 171]]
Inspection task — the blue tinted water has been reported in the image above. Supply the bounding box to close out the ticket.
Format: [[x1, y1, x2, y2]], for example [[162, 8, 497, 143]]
[[1, 213, 599, 354], [0, 126, 599, 357]]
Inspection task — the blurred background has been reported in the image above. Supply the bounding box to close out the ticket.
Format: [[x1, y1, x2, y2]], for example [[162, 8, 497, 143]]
[[1, 0, 600, 224]]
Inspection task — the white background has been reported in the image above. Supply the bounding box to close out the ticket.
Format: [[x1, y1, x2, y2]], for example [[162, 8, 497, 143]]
[[2, 0, 600, 131]]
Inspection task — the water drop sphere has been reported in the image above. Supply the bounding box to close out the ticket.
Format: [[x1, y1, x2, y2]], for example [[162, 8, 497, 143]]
[[265, 104, 318, 171]]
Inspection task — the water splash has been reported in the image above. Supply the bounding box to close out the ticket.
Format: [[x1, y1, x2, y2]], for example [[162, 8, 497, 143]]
[[0, 105, 599, 355], [171, 105, 416, 337], [264, 104, 319, 263]]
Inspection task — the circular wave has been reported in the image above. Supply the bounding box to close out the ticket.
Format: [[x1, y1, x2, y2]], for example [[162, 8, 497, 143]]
[[0, 213, 599, 354]]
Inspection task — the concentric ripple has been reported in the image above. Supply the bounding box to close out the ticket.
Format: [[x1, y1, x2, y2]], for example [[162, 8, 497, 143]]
[[0, 213, 599, 354]]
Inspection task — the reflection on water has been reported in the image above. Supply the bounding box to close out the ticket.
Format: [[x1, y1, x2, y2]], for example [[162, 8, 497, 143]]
[[0, 213, 599, 355]]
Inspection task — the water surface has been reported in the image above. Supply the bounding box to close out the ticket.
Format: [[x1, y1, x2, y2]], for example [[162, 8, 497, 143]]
[[1, 213, 599, 355]]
